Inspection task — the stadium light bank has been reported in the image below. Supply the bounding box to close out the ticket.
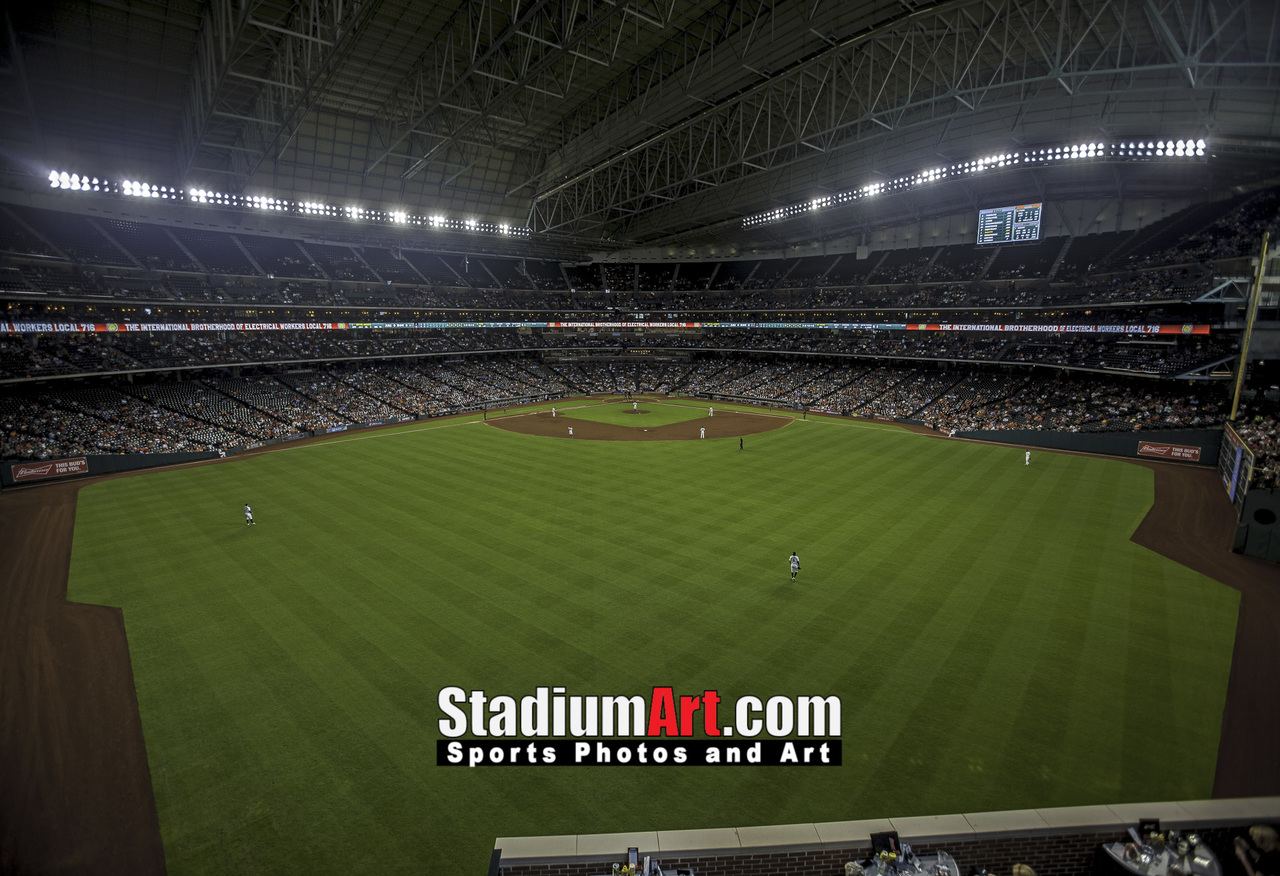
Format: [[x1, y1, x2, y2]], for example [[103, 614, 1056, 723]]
[[741, 138, 1208, 229], [44, 171, 529, 239]]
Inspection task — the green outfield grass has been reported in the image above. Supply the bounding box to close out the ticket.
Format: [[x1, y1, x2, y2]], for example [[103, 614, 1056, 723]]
[[67, 410, 1238, 875]]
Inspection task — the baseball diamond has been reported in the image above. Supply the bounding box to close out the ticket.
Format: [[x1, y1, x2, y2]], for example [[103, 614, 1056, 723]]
[[4, 0, 1280, 872], [2, 397, 1276, 875]]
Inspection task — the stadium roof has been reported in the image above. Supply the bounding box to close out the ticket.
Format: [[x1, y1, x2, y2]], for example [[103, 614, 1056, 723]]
[[3, 0, 1280, 251]]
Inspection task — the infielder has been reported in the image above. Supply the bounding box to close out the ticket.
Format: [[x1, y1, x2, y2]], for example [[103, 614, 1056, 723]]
[[244, 503, 255, 526]]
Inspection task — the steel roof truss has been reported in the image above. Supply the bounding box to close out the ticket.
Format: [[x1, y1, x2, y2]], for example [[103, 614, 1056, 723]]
[[528, 0, 1280, 239], [179, 0, 379, 188]]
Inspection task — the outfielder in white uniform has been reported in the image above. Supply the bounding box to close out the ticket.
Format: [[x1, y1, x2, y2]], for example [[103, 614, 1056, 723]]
[[244, 503, 255, 526], [790, 552, 800, 582]]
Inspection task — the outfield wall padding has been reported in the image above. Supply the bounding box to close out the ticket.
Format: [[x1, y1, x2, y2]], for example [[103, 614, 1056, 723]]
[[1, 451, 220, 488], [954, 428, 1223, 465]]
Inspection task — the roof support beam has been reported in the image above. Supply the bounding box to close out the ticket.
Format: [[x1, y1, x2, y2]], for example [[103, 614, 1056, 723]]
[[527, 0, 1280, 242], [3, 9, 43, 152], [398, 0, 634, 181], [362, 0, 558, 177], [178, 0, 380, 189]]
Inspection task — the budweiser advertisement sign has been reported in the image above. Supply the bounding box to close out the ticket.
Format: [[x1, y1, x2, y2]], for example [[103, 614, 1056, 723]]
[[10, 457, 89, 482], [1137, 442, 1202, 462]]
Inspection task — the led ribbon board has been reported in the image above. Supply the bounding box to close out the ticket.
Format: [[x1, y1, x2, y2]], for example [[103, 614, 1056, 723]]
[[1, 321, 1211, 335]]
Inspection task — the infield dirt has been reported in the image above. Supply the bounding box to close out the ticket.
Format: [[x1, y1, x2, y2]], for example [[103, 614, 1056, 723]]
[[486, 406, 786, 440]]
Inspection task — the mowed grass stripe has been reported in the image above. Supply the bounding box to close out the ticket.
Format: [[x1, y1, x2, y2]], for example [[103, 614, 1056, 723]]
[[163, 588, 439, 873], [67, 415, 1237, 875]]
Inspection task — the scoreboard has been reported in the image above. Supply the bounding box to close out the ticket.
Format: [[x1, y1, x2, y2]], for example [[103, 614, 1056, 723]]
[[977, 203, 1043, 245], [1218, 422, 1254, 519]]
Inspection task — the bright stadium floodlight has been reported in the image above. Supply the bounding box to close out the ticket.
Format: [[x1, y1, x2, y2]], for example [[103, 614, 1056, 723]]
[[740, 134, 1213, 229], [39, 169, 523, 235]]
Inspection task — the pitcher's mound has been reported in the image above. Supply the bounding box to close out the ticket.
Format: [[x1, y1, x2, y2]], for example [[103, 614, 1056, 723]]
[[489, 409, 789, 441]]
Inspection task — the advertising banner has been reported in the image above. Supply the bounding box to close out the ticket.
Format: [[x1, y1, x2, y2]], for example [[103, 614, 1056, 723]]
[[1137, 442, 1202, 461], [1, 320, 1211, 336], [10, 457, 89, 482]]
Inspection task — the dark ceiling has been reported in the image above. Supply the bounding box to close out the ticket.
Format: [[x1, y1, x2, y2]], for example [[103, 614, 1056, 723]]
[[3, 0, 1280, 251]]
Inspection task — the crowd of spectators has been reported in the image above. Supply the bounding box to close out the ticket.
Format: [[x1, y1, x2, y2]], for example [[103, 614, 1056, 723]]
[[0, 254, 1222, 317], [0, 325, 1235, 382], [1042, 266, 1207, 304], [10, 270, 1210, 313], [9, 356, 1275, 480], [275, 372, 406, 425], [210, 376, 336, 437], [917, 377, 1226, 435], [1233, 401, 1280, 489], [6, 189, 1279, 483], [0, 386, 239, 458], [1122, 188, 1280, 268]]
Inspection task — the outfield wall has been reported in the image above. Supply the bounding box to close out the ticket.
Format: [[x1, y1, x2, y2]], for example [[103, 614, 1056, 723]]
[[494, 797, 1280, 876], [1, 451, 221, 488], [0, 415, 1225, 491], [955, 428, 1223, 465]]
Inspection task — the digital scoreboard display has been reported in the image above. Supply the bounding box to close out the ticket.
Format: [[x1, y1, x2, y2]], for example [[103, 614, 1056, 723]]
[[976, 203, 1043, 245]]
